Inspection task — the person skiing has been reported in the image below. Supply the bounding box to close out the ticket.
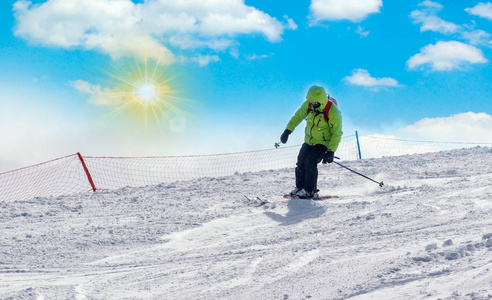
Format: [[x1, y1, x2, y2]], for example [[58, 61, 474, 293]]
[[280, 85, 343, 199]]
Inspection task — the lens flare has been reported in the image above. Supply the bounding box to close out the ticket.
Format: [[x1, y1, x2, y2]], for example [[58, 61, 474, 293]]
[[97, 56, 193, 133]]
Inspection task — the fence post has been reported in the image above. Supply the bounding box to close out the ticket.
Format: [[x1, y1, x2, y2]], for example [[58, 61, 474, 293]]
[[356, 131, 362, 160], [77, 152, 97, 192]]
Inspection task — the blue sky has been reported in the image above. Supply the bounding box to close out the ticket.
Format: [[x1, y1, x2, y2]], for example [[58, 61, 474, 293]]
[[1, 0, 492, 171]]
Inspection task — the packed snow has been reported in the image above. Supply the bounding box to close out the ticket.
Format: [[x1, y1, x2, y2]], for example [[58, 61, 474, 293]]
[[1, 147, 492, 299]]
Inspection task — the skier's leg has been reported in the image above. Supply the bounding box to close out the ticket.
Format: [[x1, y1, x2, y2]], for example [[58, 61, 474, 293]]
[[304, 144, 328, 193], [295, 143, 313, 190]]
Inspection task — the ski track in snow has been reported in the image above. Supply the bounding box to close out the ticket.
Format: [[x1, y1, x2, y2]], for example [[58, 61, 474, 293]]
[[1, 147, 492, 299]]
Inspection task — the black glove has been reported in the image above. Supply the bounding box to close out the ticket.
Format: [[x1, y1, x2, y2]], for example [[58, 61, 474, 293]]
[[280, 129, 292, 144], [322, 151, 334, 164]]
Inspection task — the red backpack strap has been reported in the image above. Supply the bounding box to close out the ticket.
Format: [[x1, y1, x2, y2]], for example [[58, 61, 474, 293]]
[[307, 98, 336, 122], [323, 98, 334, 123], [307, 102, 313, 113]]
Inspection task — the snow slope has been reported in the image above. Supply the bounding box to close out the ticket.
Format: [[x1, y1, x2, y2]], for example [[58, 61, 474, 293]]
[[1, 147, 492, 299]]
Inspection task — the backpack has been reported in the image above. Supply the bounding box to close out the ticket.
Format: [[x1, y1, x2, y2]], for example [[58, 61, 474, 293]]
[[307, 97, 337, 123]]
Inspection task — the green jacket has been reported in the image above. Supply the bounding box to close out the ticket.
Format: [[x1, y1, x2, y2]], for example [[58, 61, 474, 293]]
[[286, 100, 343, 152]]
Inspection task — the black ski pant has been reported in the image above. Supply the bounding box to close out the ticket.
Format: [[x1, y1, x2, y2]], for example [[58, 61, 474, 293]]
[[295, 143, 327, 193]]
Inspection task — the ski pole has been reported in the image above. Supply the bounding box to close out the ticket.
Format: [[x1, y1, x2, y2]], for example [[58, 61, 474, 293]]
[[274, 142, 282, 148], [333, 161, 384, 187]]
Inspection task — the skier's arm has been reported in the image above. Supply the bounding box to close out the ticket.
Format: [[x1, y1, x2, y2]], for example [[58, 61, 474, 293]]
[[327, 105, 343, 152], [286, 101, 309, 132]]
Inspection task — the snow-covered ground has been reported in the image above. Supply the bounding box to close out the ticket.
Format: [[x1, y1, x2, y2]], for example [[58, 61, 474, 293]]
[[1, 147, 492, 299]]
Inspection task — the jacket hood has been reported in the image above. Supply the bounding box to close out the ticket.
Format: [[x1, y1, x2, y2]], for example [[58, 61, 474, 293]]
[[306, 85, 328, 107]]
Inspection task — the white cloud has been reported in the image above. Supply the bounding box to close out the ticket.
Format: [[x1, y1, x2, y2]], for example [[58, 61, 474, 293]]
[[352, 112, 492, 158], [168, 36, 235, 51], [459, 28, 491, 46], [466, 2, 492, 21], [229, 48, 240, 59], [410, 1, 460, 34], [246, 54, 271, 60], [13, 0, 293, 65], [284, 15, 298, 30], [197, 55, 220, 67], [410, 2, 492, 46], [344, 69, 399, 87], [405, 112, 492, 143], [13, 0, 174, 63], [70, 80, 125, 107], [355, 26, 370, 37], [175, 54, 221, 66], [309, 0, 382, 23], [357, 134, 443, 158], [33, 75, 49, 82], [418, 0, 442, 10], [407, 41, 488, 71]]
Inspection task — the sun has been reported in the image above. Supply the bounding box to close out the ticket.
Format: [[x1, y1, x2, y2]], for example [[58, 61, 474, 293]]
[[137, 83, 157, 102], [98, 56, 192, 132]]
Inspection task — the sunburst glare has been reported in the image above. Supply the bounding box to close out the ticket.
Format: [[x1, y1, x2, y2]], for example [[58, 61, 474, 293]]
[[96, 56, 192, 133]]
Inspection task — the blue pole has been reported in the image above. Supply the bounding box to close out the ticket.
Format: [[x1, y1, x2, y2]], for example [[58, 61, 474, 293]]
[[356, 131, 362, 160]]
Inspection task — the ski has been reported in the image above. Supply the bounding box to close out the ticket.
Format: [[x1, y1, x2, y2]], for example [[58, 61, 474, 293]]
[[244, 195, 270, 206], [283, 194, 339, 201], [245, 194, 338, 205]]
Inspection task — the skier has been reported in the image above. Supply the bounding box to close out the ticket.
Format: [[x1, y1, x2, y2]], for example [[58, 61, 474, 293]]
[[280, 85, 343, 199]]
